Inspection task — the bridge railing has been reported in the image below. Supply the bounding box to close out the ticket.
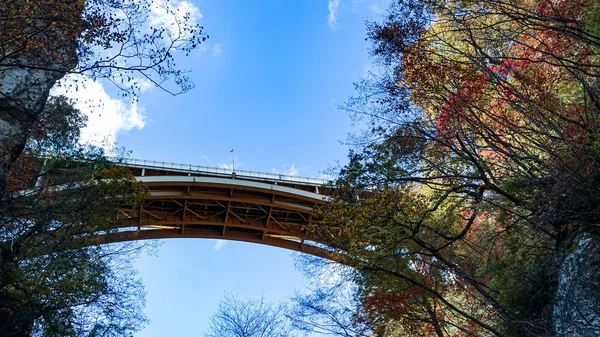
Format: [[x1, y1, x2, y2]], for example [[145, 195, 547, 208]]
[[113, 157, 331, 186]]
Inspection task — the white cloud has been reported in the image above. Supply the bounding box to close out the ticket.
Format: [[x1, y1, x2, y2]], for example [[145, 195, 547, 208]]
[[328, 98, 337, 109], [319, 172, 335, 181], [212, 43, 223, 57], [214, 239, 227, 250], [282, 163, 299, 176], [272, 164, 301, 177], [328, 0, 341, 30], [135, 77, 155, 93], [51, 75, 145, 146], [370, 3, 384, 15], [218, 155, 239, 171], [149, 0, 203, 38]]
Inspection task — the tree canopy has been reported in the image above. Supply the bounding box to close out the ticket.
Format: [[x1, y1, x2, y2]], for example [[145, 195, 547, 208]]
[[204, 294, 295, 337], [0, 0, 208, 335], [309, 0, 600, 336], [0, 93, 150, 336]]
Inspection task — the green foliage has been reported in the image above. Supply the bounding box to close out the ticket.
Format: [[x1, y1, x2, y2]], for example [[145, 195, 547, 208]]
[[25, 246, 147, 337], [0, 0, 207, 334], [0, 96, 149, 336]]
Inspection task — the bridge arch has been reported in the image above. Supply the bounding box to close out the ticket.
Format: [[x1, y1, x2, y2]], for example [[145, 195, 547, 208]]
[[104, 159, 342, 262]]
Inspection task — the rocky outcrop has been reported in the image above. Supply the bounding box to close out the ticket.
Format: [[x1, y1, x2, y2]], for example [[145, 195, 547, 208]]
[[554, 233, 600, 336], [0, 1, 80, 193]]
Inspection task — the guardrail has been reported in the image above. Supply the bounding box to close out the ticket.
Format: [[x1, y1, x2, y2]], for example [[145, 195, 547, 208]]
[[111, 157, 331, 186]]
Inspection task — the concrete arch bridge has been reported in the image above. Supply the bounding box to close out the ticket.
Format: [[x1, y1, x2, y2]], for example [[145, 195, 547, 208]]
[[106, 158, 340, 261]]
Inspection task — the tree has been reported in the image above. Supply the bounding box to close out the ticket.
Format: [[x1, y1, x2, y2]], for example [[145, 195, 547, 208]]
[[24, 244, 147, 337], [288, 265, 381, 337], [0, 95, 149, 336], [204, 294, 295, 337], [0, 0, 207, 193], [307, 0, 600, 336], [0, 0, 207, 335]]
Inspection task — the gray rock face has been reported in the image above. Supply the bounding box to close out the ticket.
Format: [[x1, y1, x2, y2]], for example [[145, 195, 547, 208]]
[[554, 233, 600, 336], [0, 0, 79, 192], [0, 59, 64, 112], [0, 58, 67, 141], [0, 57, 72, 192]]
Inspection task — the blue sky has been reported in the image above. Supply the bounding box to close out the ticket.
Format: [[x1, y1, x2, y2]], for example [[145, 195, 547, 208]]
[[64, 0, 389, 335], [116, 0, 386, 177]]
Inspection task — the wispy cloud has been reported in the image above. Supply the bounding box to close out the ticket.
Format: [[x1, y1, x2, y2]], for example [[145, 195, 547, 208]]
[[328, 98, 337, 109], [272, 163, 301, 177], [149, 0, 203, 37], [370, 3, 384, 15], [218, 155, 239, 171], [214, 240, 227, 250], [51, 75, 146, 147], [212, 43, 223, 57], [282, 163, 299, 176], [328, 0, 341, 30], [319, 172, 335, 181]]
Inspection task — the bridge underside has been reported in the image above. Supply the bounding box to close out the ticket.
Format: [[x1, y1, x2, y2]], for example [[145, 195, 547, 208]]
[[97, 228, 341, 261], [108, 165, 341, 261]]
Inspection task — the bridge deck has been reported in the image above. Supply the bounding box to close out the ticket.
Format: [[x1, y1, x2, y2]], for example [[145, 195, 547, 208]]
[[110, 158, 340, 260], [120, 158, 329, 188]]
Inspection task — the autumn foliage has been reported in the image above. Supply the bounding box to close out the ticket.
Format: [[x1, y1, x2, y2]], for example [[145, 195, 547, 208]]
[[314, 0, 600, 336]]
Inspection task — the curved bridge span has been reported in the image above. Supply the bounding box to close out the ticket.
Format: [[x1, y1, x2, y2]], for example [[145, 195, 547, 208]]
[[103, 159, 341, 261]]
